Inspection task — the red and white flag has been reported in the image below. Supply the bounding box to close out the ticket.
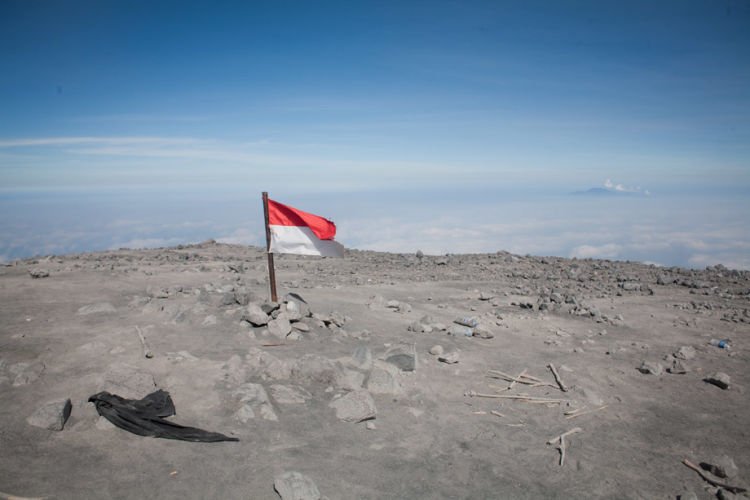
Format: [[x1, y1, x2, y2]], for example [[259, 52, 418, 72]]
[[267, 199, 345, 258]]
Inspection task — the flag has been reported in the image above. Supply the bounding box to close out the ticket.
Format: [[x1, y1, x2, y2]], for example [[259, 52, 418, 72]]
[[267, 199, 345, 257]]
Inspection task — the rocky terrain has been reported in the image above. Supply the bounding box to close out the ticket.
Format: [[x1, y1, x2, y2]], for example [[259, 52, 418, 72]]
[[1, 241, 749, 499]]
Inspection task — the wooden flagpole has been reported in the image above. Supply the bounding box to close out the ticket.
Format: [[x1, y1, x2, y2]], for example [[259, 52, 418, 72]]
[[262, 192, 278, 302]]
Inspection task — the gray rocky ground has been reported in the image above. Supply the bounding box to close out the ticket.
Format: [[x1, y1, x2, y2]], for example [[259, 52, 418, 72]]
[[1, 241, 749, 499]]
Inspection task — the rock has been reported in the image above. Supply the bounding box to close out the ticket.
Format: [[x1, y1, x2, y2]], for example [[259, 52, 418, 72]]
[[367, 361, 402, 395], [234, 383, 277, 421], [717, 489, 740, 500], [350, 345, 373, 371], [273, 471, 321, 500], [447, 324, 473, 337], [26, 398, 72, 431], [101, 363, 156, 398], [704, 372, 731, 390], [454, 316, 479, 328], [438, 352, 460, 364], [621, 282, 641, 291], [77, 302, 116, 315], [478, 292, 494, 301], [700, 455, 738, 479], [674, 346, 696, 360], [261, 301, 280, 314], [429, 345, 444, 356], [29, 268, 49, 278], [667, 359, 688, 374], [386, 300, 400, 309], [245, 348, 291, 381], [202, 314, 218, 326], [384, 343, 417, 372], [268, 316, 292, 339], [285, 293, 311, 317], [329, 389, 377, 422], [637, 361, 663, 376], [291, 322, 310, 332], [269, 385, 312, 405], [472, 324, 495, 339], [220, 292, 236, 306], [242, 303, 270, 326], [284, 301, 303, 322]]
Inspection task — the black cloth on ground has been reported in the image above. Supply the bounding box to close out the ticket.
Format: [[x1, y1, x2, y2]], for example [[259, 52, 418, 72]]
[[88, 389, 239, 442]]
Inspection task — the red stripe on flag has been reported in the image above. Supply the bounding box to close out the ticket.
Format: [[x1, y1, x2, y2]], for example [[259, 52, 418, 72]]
[[267, 199, 337, 240]]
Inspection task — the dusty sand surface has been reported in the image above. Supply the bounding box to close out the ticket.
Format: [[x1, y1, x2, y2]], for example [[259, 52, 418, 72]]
[[1, 242, 748, 499]]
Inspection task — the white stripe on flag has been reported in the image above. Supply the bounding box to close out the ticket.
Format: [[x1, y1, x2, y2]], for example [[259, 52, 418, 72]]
[[269, 225, 345, 257]]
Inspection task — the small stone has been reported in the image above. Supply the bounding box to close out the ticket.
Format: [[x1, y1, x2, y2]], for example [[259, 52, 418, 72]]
[[700, 455, 739, 479], [667, 359, 688, 374], [637, 361, 663, 375], [704, 372, 731, 390], [202, 315, 218, 326], [454, 316, 479, 328], [447, 324, 473, 337], [366, 421, 377, 430], [472, 324, 495, 339], [269, 385, 312, 405], [268, 316, 292, 339], [367, 361, 402, 395], [429, 345, 444, 356], [284, 301, 303, 322], [438, 352, 460, 364], [384, 343, 417, 372], [29, 268, 49, 278], [291, 322, 310, 332], [27, 398, 72, 431], [329, 389, 377, 422], [261, 301, 280, 314], [350, 345, 373, 371], [242, 303, 270, 326], [674, 346, 696, 360], [273, 471, 321, 500]]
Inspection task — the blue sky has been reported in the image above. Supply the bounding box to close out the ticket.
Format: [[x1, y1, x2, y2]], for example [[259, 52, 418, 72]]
[[1, 1, 749, 267]]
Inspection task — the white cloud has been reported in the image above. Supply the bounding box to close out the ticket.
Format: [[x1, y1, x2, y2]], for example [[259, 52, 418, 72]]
[[216, 228, 264, 246], [570, 243, 622, 259], [109, 237, 184, 250], [603, 178, 650, 195]]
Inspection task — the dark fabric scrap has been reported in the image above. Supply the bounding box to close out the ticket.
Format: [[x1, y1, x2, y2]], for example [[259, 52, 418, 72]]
[[88, 389, 239, 442]]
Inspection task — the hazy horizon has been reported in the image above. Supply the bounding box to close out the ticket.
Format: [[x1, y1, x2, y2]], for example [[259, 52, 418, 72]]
[[2, 183, 748, 270]]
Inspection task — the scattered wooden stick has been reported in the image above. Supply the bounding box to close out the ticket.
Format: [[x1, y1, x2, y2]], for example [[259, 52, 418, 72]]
[[0, 492, 48, 500], [682, 459, 747, 494], [547, 427, 582, 466], [261, 343, 286, 347], [465, 391, 567, 403], [547, 363, 568, 392], [135, 325, 153, 359], [487, 370, 557, 389], [490, 410, 505, 418], [508, 369, 527, 390], [566, 405, 608, 419]]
